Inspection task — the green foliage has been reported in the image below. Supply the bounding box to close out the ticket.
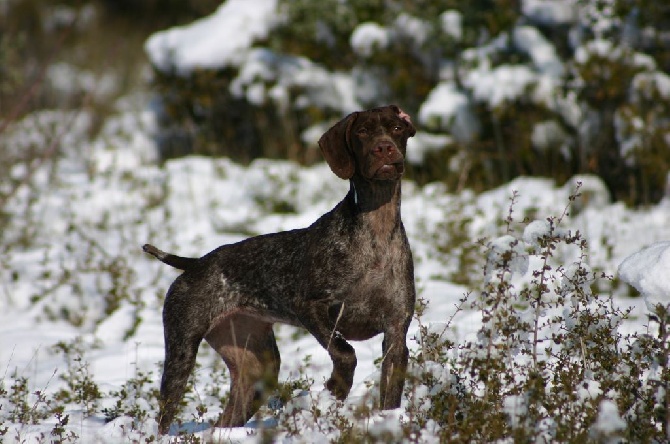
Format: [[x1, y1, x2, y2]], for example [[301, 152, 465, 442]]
[[433, 192, 483, 285], [102, 368, 159, 423], [0, 348, 156, 442], [52, 339, 102, 416], [51, 406, 79, 443], [4, 374, 53, 425], [1, 362, 83, 441]]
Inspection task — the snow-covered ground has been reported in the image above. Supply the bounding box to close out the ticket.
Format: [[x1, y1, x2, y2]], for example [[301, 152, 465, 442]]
[[1, 91, 669, 442], [2, 0, 670, 442]]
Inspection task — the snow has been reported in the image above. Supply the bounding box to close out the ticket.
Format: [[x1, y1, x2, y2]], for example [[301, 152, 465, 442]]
[[418, 82, 479, 142], [405, 132, 453, 165], [350, 22, 389, 57], [503, 394, 527, 428], [513, 25, 564, 78], [523, 219, 555, 247], [485, 235, 529, 280], [393, 13, 429, 47], [631, 71, 670, 101], [440, 10, 462, 41], [144, 0, 278, 75], [562, 174, 611, 213], [227, 47, 361, 114], [460, 23, 570, 110], [575, 38, 656, 71], [47, 62, 117, 101], [465, 64, 539, 108], [619, 241, 670, 311], [530, 119, 568, 153], [592, 399, 626, 436], [522, 0, 577, 26]]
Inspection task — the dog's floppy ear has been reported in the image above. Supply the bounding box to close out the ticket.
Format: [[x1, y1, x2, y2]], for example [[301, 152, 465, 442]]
[[318, 112, 358, 180], [390, 105, 416, 137]]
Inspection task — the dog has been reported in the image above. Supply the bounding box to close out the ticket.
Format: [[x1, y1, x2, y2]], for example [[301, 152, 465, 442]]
[[144, 105, 417, 434]]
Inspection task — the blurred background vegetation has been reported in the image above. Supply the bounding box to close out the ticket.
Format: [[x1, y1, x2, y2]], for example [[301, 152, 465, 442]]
[[0, 0, 219, 118], [1, 0, 669, 206]]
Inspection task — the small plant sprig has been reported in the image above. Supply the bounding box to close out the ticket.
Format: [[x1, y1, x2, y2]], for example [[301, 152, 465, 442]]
[[0, 379, 7, 437], [52, 338, 102, 417], [103, 368, 159, 424], [50, 405, 78, 443], [3, 369, 56, 425]]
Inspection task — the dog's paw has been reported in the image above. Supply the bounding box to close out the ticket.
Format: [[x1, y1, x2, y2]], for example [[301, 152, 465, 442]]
[[325, 375, 352, 400]]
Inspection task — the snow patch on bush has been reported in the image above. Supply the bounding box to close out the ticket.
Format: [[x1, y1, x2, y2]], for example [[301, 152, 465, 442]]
[[465, 64, 538, 108], [514, 25, 565, 78], [393, 13, 429, 47], [485, 235, 530, 281], [523, 0, 578, 26], [440, 10, 462, 41], [406, 132, 453, 165], [592, 399, 626, 436], [145, 0, 278, 75], [350, 22, 389, 57], [230, 48, 359, 113], [419, 82, 479, 142]]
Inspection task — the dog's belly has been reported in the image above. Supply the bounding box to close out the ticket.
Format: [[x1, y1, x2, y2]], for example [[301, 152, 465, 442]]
[[205, 308, 301, 343], [329, 300, 384, 341], [336, 319, 383, 341], [237, 307, 301, 327]]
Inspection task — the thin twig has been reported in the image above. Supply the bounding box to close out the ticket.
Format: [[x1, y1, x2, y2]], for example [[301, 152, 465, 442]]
[[327, 302, 345, 352]]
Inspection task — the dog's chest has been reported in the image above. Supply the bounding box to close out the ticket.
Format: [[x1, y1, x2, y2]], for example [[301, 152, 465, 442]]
[[342, 229, 410, 300], [332, 242, 409, 340]]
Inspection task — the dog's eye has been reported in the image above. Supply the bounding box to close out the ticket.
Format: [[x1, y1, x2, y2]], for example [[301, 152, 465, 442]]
[[357, 128, 369, 136], [392, 125, 403, 133]]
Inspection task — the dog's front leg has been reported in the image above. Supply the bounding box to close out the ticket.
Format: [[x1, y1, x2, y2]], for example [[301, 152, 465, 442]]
[[379, 324, 410, 410], [298, 302, 357, 400]]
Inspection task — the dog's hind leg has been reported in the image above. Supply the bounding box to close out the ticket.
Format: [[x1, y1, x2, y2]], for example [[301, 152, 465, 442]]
[[158, 298, 208, 434], [205, 313, 280, 428]]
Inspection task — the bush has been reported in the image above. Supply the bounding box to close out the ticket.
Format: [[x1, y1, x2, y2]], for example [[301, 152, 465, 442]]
[[148, 0, 523, 165], [148, 0, 670, 205], [403, 186, 667, 441]]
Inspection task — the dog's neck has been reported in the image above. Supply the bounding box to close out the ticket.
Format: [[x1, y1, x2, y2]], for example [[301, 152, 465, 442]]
[[349, 176, 402, 238]]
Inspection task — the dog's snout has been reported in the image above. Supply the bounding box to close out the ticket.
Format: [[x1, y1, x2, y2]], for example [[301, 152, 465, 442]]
[[373, 140, 396, 157]]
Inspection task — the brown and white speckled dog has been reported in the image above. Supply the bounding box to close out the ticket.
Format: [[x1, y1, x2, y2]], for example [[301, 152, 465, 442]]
[[144, 105, 417, 434]]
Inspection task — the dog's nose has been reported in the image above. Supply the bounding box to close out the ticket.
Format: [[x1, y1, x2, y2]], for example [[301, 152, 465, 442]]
[[373, 141, 396, 157]]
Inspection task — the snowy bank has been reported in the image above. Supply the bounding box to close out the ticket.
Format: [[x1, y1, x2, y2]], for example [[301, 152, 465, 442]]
[[619, 241, 670, 310]]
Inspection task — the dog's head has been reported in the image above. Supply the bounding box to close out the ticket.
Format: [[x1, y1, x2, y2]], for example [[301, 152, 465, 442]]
[[318, 105, 416, 181]]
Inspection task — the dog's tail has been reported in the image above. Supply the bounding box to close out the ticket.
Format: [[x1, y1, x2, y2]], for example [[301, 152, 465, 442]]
[[142, 244, 198, 271]]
